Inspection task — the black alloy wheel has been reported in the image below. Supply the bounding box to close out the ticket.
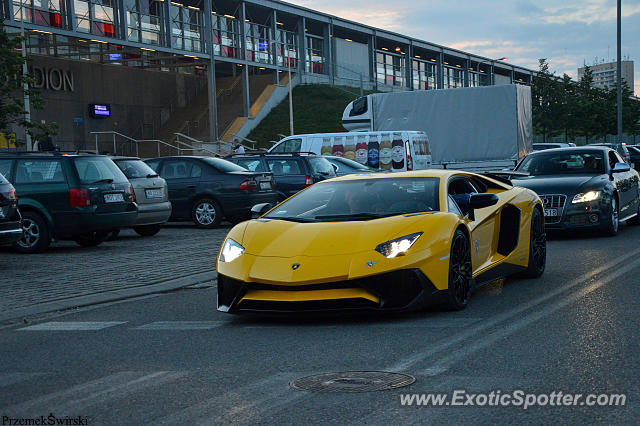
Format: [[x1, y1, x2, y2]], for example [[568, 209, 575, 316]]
[[521, 208, 546, 278], [604, 196, 619, 237], [13, 211, 51, 253], [446, 229, 472, 310]]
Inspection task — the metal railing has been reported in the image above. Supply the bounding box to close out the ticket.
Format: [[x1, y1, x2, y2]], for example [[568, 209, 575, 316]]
[[90, 131, 232, 158]]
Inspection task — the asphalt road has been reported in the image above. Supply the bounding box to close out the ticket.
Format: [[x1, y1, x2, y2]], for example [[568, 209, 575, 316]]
[[0, 225, 638, 424]]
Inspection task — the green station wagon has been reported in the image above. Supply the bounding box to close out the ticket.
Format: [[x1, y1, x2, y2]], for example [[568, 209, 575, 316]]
[[0, 152, 137, 253]]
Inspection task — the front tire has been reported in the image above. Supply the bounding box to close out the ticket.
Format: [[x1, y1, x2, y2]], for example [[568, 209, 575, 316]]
[[445, 230, 472, 310], [13, 211, 51, 253], [134, 224, 162, 236], [603, 196, 619, 236], [521, 208, 546, 278], [192, 198, 222, 228]]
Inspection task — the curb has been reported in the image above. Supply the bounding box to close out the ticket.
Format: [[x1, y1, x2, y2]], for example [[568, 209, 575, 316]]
[[0, 270, 217, 323]]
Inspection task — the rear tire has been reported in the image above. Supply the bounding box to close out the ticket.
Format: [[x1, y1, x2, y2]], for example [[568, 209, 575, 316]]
[[521, 208, 546, 278], [73, 231, 108, 247], [445, 230, 472, 310], [191, 198, 222, 228], [134, 224, 162, 236], [12, 211, 51, 254]]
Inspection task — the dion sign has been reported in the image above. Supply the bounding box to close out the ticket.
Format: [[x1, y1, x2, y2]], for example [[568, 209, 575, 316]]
[[31, 66, 74, 92]]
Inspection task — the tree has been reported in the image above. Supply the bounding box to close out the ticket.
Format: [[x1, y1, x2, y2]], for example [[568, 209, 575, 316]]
[[0, 21, 57, 146], [532, 59, 563, 141]]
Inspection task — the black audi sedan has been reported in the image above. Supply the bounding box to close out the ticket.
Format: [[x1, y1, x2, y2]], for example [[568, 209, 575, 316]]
[[510, 147, 640, 236], [144, 156, 278, 227], [0, 171, 22, 247]]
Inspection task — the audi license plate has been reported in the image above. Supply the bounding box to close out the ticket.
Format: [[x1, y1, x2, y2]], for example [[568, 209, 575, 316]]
[[145, 189, 163, 199], [544, 208, 558, 217], [104, 193, 124, 203], [259, 182, 271, 190]]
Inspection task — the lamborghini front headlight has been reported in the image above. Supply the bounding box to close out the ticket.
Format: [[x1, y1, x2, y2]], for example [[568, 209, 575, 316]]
[[219, 238, 245, 262], [375, 232, 422, 258]]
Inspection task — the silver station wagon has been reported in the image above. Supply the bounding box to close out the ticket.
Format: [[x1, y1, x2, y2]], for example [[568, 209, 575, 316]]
[[112, 156, 172, 236]]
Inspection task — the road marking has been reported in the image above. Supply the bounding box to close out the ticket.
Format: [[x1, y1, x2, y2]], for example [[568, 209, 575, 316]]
[[417, 256, 640, 376], [388, 244, 640, 372], [242, 318, 482, 329], [132, 321, 225, 330], [4, 371, 186, 415], [155, 372, 306, 425], [18, 321, 126, 331], [0, 373, 47, 387]]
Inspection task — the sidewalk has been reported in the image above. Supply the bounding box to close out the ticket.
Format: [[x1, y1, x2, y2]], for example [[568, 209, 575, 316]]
[[0, 224, 227, 322]]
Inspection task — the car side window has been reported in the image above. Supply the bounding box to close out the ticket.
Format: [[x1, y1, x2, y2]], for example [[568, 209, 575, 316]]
[[162, 160, 195, 179], [448, 178, 478, 195], [191, 163, 202, 178], [272, 138, 302, 153], [448, 195, 463, 216], [608, 151, 618, 169], [614, 152, 625, 164], [266, 159, 302, 176], [0, 159, 13, 179], [15, 160, 65, 184]]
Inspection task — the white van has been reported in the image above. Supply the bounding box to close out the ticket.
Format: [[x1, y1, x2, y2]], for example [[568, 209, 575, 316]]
[[268, 131, 432, 172]]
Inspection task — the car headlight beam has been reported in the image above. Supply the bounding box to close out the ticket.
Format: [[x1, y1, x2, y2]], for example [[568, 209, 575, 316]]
[[375, 232, 422, 258], [220, 238, 245, 262], [572, 191, 600, 204]]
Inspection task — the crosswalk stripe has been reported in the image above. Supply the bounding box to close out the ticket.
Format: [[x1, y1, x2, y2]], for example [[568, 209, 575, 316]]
[[0, 373, 47, 387], [18, 321, 126, 331], [132, 321, 225, 330], [4, 371, 186, 415], [155, 372, 305, 425]]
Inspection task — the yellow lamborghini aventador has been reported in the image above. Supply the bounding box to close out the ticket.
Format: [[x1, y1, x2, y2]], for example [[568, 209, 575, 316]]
[[216, 170, 546, 313]]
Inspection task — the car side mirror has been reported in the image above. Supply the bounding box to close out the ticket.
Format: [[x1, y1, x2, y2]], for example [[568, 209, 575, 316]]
[[251, 203, 273, 218], [612, 163, 630, 174]]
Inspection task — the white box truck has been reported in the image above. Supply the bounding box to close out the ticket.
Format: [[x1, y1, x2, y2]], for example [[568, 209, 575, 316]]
[[342, 84, 532, 170]]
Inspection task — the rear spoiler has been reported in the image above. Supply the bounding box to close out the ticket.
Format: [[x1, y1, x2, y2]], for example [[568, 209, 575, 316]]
[[481, 171, 530, 186]]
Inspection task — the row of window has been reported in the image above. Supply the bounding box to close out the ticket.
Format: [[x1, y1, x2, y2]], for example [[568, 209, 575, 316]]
[[9, 0, 325, 73]]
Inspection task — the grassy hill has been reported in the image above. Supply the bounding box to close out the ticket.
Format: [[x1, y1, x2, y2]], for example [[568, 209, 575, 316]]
[[247, 84, 373, 149]]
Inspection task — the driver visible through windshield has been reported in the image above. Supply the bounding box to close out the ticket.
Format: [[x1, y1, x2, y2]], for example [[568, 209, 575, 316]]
[[264, 177, 440, 222]]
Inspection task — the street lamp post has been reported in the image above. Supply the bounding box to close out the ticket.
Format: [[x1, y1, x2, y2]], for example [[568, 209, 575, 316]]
[[616, 0, 622, 149]]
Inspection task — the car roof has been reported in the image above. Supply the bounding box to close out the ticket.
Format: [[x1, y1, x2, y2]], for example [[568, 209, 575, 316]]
[[110, 156, 141, 161], [226, 152, 322, 158], [527, 146, 610, 154], [326, 169, 509, 187]]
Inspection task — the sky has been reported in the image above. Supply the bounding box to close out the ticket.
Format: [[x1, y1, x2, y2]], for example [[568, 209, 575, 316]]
[[289, 0, 640, 96]]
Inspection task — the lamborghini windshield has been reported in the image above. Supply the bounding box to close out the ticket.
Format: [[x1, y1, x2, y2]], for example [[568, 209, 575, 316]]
[[264, 177, 440, 222]]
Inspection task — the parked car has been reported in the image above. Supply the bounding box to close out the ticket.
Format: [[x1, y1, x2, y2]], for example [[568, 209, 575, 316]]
[[626, 145, 640, 168], [225, 152, 336, 200], [111, 156, 171, 236], [144, 156, 278, 227], [0, 171, 22, 247], [0, 152, 137, 252], [510, 146, 640, 236], [324, 155, 378, 176], [532, 143, 573, 151]]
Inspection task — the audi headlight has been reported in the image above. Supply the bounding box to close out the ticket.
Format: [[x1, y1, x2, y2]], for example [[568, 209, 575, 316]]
[[572, 191, 600, 204], [219, 238, 245, 262], [375, 232, 422, 258]]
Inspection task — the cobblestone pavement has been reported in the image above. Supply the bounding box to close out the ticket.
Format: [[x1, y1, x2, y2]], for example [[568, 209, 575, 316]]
[[0, 223, 229, 316]]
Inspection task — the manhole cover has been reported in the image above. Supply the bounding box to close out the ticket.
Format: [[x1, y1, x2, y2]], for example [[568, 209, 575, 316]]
[[291, 371, 415, 393]]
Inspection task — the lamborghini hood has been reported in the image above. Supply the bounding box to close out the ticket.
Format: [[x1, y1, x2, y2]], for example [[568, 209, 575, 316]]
[[239, 214, 437, 258]]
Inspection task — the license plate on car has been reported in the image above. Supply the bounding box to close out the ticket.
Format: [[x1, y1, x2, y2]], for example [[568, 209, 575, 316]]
[[145, 189, 163, 199], [544, 208, 558, 217], [104, 193, 124, 203], [259, 182, 271, 190]]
